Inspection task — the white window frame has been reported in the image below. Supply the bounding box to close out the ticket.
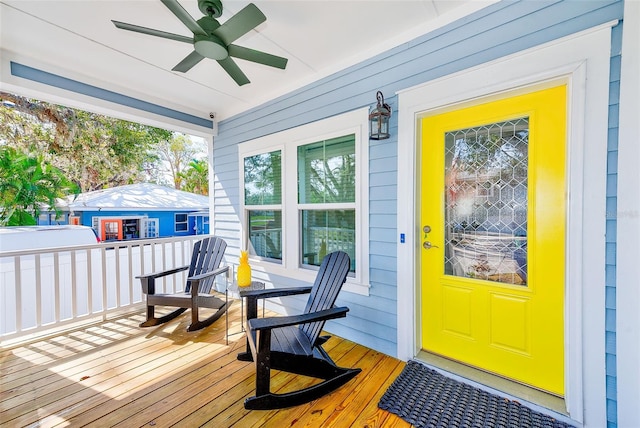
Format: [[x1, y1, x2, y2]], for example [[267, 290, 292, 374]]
[[174, 212, 189, 232], [239, 108, 370, 295]]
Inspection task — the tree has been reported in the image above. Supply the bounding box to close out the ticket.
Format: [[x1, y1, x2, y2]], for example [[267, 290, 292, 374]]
[[0, 92, 172, 192], [179, 159, 209, 195], [155, 133, 204, 190], [0, 146, 78, 226]]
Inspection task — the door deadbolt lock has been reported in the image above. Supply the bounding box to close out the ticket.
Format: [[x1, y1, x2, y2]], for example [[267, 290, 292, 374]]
[[423, 225, 431, 234]]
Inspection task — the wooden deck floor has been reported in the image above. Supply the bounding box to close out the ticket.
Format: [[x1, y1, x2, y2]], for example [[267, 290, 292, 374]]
[[1, 303, 411, 427]]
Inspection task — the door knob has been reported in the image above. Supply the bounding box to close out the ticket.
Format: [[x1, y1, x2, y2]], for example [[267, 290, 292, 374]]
[[423, 241, 439, 250]]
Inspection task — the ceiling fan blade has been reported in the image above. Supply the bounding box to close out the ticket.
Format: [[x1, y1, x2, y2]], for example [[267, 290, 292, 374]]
[[112, 20, 193, 44], [228, 45, 288, 69], [217, 57, 250, 86], [213, 3, 266, 45], [172, 51, 205, 72], [160, 0, 207, 36]]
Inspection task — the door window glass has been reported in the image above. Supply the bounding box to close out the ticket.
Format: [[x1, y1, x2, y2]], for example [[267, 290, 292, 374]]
[[444, 118, 528, 286]]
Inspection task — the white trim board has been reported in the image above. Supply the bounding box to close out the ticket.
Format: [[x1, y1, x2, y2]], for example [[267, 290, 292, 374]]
[[396, 23, 616, 427], [0, 50, 216, 138], [616, 1, 640, 426]]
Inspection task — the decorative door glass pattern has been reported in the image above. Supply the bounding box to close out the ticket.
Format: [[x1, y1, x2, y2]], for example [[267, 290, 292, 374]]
[[444, 118, 528, 286]]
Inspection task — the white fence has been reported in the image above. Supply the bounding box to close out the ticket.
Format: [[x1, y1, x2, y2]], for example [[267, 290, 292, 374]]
[[0, 236, 208, 345]]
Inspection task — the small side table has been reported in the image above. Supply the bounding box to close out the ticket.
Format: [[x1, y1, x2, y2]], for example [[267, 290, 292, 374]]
[[226, 281, 265, 344]]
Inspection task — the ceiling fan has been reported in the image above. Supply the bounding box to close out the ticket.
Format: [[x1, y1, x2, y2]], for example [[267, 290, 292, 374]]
[[112, 0, 288, 86]]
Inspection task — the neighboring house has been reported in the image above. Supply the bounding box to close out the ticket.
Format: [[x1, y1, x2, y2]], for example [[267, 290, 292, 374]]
[[39, 183, 209, 241], [3, 1, 639, 427]]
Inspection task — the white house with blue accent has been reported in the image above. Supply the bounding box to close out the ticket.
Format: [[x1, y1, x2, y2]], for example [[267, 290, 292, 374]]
[[1, 1, 638, 427]]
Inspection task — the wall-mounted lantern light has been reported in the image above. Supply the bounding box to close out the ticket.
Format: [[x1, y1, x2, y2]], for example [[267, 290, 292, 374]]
[[369, 91, 391, 140]]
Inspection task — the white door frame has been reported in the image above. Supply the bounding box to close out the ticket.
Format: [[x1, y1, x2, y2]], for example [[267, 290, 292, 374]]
[[396, 22, 616, 426], [616, 1, 640, 425]]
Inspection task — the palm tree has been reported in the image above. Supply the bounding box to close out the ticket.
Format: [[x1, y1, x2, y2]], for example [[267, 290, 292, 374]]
[[179, 159, 209, 196], [0, 146, 78, 225]]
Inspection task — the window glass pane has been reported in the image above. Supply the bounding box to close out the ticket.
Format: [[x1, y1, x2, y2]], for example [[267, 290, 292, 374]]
[[300, 209, 355, 273], [244, 150, 282, 205], [175, 213, 188, 231], [247, 210, 282, 262], [298, 135, 355, 204]]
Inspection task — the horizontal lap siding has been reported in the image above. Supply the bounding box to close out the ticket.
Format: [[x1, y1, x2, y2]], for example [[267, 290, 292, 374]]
[[213, 0, 623, 357], [605, 21, 623, 428]]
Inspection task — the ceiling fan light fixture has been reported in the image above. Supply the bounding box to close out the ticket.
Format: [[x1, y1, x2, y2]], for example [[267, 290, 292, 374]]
[[194, 34, 228, 60]]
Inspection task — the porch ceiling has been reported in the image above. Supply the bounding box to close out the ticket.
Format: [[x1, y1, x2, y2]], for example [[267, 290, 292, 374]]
[[0, 0, 490, 127]]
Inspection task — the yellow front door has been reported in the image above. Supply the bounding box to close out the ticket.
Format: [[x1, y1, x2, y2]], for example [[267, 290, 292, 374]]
[[420, 85, 566, 395]]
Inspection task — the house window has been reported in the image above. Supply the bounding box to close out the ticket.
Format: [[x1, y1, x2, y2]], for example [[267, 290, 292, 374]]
[[239, 108, 369, 295], [244, 150, 282, 262], [298, 135, 356, 272], [175, 213, 188, 232]]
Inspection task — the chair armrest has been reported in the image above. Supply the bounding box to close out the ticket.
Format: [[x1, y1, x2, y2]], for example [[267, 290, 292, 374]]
[[240, 286, 312, 299], [188, 265, 229, 283], [137, 265, 190, 294], [189, 266, 229, 297], [248, 306, 349, 331], [137, 265, 190, 281], [242, 286, 313, 321]]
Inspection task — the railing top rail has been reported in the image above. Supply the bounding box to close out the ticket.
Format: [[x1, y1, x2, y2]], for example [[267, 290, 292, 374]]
[[0, 235, 206, 258]]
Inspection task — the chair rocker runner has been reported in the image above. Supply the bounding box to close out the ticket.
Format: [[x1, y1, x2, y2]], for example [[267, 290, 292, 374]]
[[137, 236, 229, 332], [237, 251, 361, 410]]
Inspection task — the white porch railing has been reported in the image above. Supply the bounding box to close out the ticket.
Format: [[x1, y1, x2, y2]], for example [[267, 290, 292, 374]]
[[0, 236, 213, 346]]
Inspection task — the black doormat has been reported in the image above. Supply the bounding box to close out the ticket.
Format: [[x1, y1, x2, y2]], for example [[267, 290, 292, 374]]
[[378, 360, 574, 428]]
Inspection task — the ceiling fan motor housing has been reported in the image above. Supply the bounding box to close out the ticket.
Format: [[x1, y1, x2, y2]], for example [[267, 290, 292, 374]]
[[199, 0, 223, 18]]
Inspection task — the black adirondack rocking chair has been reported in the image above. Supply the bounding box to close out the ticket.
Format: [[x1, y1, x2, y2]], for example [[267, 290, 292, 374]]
[[137, 236, 229, 332], [237, 251, 361, 410]]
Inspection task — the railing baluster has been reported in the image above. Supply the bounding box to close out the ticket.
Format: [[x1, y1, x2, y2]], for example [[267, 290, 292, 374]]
[[162, 242, 168, 293], [115, 246, 121, 309], [71, 250, 77, 319], [15, 256, 22, 334], [101, 247, 108, 318], [35, 254, 42, 328], [128, 245, 134, 306], [54, 252, 60, 323], [87, 248, 93, 315]]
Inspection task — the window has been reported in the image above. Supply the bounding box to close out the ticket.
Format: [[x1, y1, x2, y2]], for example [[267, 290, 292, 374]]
[[175, 213, 188, 232], [244, 150, 283, 262], [239, 108, 369, 295], [298, 135, 356, 273]]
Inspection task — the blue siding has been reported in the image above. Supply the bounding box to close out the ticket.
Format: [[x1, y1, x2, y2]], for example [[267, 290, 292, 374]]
[[213, 0, 624, 394], [605, 20, 623, 428], [78, 211, 200, 238]]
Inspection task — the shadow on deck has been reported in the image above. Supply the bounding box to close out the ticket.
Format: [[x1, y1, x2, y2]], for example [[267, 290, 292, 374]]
[[1, 303, 410, 427]]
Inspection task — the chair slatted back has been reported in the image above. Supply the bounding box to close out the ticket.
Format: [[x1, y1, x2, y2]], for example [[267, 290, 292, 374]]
[[301, 251, 351, 346], [186, 237, 227, 294]]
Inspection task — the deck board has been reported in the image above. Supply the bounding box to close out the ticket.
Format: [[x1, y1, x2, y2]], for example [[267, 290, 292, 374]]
[[1, 304, 410, 427]]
